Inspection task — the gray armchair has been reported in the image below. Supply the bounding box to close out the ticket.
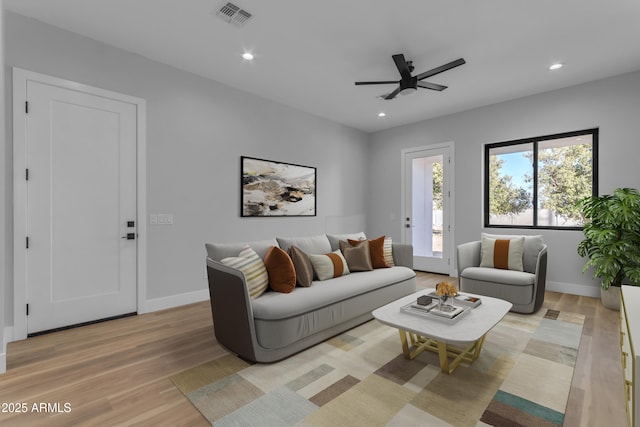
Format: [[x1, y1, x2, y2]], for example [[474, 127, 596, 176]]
[[456, 234, 547, 314]]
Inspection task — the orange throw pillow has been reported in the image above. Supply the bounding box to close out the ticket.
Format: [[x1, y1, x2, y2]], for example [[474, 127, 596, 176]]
[[264, 246, 296, 293], [348, 235, 390, 269]]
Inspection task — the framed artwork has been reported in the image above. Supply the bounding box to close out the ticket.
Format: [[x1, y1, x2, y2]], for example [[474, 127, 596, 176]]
[[241, 156, 317, 217]]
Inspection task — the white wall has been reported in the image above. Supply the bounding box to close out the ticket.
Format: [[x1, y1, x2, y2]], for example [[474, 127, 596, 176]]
[[3, 12, 370, 326], [0, 1, 6, 373], [3, 11, 639, 339], [369, 70, 640, 296]]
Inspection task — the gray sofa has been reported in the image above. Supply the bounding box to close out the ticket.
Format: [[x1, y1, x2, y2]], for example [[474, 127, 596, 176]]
[[205, 233, 416, 363], [456, 233, 547, 314]]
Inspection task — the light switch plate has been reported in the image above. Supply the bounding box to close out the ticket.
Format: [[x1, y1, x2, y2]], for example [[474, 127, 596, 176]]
[[157, 214, 173, 225]]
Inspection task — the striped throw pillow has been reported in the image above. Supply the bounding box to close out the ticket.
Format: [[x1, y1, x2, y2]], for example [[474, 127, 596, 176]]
[[220, 245, 269, 298], [308, 250, 350, 281], [479, 236, 525, 271], [383, 237, 395, 267]]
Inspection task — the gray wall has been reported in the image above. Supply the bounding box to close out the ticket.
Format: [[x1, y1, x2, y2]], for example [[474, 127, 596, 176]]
[[3, 12, 369, 324], [3, 11, 639, 334], [368, 70, 640, 296], [1, 1, 6, 372]]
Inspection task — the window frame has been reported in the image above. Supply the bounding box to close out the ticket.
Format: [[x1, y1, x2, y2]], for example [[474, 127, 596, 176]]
[[484, 128, 599, 230]]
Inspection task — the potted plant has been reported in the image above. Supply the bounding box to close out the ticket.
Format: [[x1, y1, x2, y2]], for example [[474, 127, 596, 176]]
[[577, 188, 640, 309]]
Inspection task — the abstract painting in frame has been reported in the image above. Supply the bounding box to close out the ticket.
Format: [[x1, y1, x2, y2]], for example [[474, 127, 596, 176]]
[[241, 156, 317, 217]]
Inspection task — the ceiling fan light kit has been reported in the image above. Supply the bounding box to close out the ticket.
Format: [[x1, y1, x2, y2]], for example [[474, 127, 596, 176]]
[[355, 54, 465, 100]]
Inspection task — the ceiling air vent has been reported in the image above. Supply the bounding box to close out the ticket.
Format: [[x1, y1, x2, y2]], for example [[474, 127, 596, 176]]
[[215, 1, 253, 27]]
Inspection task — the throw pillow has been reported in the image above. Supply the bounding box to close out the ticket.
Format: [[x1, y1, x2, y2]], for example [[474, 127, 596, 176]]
[[308, 250, 350, 281], [348, 235, 390, 269], [288, 245, 314, 287], [339, 240, 373, 272], [383, 236, 395, 267], [479, 236, 525, 271], [264, 246, 296, 293], [220, 245, 269, 298]]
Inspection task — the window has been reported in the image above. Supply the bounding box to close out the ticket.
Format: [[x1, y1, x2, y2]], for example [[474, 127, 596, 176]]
[[484, 129, 598, 229]]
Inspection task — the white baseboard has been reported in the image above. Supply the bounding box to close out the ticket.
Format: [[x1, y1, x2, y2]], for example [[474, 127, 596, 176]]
[[142, 289, 210, 314], [4, 326, 14, 347], [0, 328, 8, 374], [546, 280, 600, 298]]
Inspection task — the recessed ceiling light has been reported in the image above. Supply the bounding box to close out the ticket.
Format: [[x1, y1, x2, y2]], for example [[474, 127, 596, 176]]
[[378, 112, 386, 118], [242, 52, 254, 61], [549, 63, 563, 70]]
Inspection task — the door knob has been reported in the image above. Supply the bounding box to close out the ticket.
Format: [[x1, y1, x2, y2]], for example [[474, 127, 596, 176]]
[[122, 233, 136, 240]]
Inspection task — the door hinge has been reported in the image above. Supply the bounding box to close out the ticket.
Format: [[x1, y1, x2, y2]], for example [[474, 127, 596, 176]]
[[26, 304, 29, 316], [25, 101, 29, 114], [26, 236, 29, 249], [26, 168, 29, 181]]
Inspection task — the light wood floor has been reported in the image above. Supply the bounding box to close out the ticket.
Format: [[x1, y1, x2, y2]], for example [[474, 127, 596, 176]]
[[0, 272, 626, 426]]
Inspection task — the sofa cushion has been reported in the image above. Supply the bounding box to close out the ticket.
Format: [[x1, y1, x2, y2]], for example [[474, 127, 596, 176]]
[[339, 240, 373, 272], [264, 246, 296, 293], [251, 266, 417, 320], [220, 245, 269, 298], [253, 267, 416, 350], [461, 266, 535, 286], [309, 250, 350, 280], [481, 233, 544, 274], [480, 235, 524, 271], [384, 237, 395, 267], [327, 232, 367, 251], [206, 239, 278, 261], [349, 235, 389, 269], [277, 234, 332, 255], [288, 246, 313, 287]]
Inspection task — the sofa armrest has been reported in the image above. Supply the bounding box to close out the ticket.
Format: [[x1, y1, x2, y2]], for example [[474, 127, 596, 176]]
[[206, 257, 258, 361], [532, 245, 548, 311], [456, 241, 481, 276], [392, 243, 413, 269]]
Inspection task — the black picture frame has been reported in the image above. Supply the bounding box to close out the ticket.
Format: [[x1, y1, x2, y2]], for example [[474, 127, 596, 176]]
[[241, 156, 317, 217]]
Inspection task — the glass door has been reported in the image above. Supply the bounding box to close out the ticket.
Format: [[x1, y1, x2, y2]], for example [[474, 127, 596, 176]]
[[403, 145, 451, 274]]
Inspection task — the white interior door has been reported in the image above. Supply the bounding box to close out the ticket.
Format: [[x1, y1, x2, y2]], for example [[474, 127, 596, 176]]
[[22, 78, 138, 334], [403, 145, 452, 274]]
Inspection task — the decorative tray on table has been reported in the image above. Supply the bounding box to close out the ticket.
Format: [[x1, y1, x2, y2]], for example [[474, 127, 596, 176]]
[[400, 295, 470, 324]]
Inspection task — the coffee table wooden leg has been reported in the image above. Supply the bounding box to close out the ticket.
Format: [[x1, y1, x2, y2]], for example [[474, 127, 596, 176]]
[[398, 330, 488, 373], [471, 334, 487, 362], [437, 341, 450, 373], [399, 329, 411, 358], [437, 335, 487, 374]]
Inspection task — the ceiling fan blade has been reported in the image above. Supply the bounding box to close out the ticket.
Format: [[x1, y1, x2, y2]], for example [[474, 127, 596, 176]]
[[354, 80, 399, 85], [384, 87, 402, 100], [417, 81, 447, 91], [416, 58, 466, 81], [392, 54, 412, 80]]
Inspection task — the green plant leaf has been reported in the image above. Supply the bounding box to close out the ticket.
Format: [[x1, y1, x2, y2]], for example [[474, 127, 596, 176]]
[[577, 187, 640, 289]]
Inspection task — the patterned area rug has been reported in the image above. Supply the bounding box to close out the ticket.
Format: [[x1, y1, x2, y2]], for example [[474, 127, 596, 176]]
[[171, 309, 583, 426]]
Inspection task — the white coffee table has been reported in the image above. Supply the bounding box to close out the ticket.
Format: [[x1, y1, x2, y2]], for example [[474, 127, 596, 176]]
[[372, 289, 512, 374]]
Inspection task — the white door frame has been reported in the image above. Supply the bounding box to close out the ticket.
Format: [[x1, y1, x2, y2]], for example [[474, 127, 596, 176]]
[[401, 142, 456, 276], [12, 68, 148, 341]]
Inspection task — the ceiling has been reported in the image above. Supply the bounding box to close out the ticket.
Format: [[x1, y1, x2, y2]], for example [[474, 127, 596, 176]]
[[5, 0, 640, 133]]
